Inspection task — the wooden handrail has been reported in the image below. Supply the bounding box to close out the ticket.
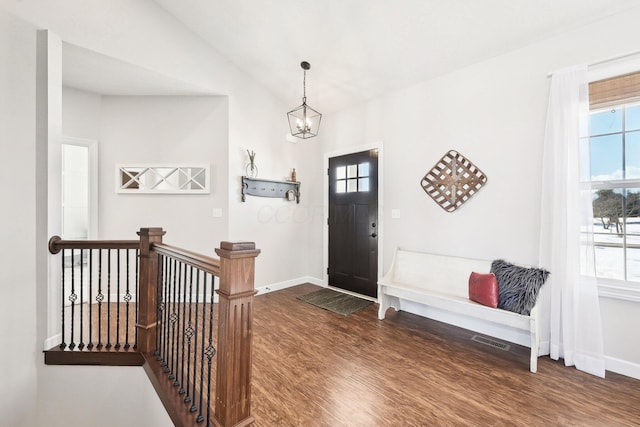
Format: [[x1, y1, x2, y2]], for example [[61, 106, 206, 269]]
[[45, 228, 260, 427], [152, 242, 221, 276], [48, 235, 139, 254]]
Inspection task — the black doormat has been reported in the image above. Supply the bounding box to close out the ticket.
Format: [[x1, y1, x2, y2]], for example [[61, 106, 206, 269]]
[[296, 288, 373, 316]]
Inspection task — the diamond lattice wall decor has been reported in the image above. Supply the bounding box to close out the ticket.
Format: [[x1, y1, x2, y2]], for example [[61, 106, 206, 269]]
[[420, 150, 487, 212], [116, 164, 210, 194]]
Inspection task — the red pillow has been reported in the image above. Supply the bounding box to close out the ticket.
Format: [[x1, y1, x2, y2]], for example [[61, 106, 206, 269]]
[[468, 272, 499, 308]]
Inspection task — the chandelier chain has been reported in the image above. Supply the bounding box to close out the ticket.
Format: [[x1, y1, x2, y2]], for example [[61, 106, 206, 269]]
[[302, 69, 307, 103]]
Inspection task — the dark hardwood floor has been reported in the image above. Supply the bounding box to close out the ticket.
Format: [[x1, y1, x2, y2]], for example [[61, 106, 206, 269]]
[[250, 284, 640, 427]]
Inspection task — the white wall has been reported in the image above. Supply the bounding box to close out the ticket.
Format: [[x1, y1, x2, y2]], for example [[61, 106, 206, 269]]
[[61, 89, 230, 254], [99, 95, 229, 253], [62, 86, 102, 140], [36, 367, 173, 427], [1, 2, 320, 423], [5, 0, 317, 287], [0, 10, 38, 426], [317, 6, 640, 375]]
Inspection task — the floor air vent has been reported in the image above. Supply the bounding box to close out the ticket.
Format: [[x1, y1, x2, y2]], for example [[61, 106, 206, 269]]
[[471, 335, 510, 351]]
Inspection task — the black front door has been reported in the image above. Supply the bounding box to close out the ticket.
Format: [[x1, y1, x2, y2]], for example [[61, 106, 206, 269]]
[[328, 149, 378, 298]]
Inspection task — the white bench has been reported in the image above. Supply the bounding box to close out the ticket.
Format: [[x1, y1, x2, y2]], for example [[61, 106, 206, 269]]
[[378, 248, 541, 373]]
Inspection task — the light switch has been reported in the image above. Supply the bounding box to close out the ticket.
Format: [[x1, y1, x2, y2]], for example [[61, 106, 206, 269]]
[[213, 208, 223, 218], [391, 209, 401, 219]]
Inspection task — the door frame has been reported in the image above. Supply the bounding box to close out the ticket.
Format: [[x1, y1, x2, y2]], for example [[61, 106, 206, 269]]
[[323, 142, 384, 301]]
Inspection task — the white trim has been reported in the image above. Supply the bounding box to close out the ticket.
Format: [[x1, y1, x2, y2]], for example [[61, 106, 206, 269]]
[[256, 276, 324, 296], [588, 52, 640, 83], [44, 333, 62, 350], [548, 50, 640, 79], [598, 282, 640, 302], [323, 142, 384, 290], [589, 179, 640, 190], [605, 355, 640, 380]]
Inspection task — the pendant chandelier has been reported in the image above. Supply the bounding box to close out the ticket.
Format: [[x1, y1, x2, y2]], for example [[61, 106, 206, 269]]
[[287, 61, 322, 139]]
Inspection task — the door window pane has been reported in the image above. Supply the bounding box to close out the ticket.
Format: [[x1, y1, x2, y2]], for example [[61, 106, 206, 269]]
[[334, 158, 375, 193], [358, 178, 370, 192], [359, 162, 370, 177]]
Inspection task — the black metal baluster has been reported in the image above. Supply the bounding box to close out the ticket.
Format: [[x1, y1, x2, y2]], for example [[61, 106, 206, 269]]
[[134, 249, 139, 349], [189, 269, 200, 413], [88, 249, 93, 349], [97, 250, 103, 349], [184, 266, 195, 406], [168, 258, 176, 377], [169, 261, 180, 383], [154, 255, 163, 357], [197, 273, 208, 423], [106, 249, 112, 349], [179, 261, 188, 394], [79, 248, 84, 350], [164, 258, 176, 373], [115, 249, 121, 349], [60, 249, 66, 349], [157, 255, 167, 361], [205, 274, 217, 427], [124, 249, 131, 349], [162, 258, 171, 370], [69, 249, 76, 350]]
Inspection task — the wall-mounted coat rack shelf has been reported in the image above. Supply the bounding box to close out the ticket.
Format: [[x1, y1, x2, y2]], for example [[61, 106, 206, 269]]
[[241, 176, 300, 203]]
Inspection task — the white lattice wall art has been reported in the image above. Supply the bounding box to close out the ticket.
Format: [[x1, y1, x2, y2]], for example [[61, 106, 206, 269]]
[[116, 164, 210, 194], [420, 150, 487, 212]]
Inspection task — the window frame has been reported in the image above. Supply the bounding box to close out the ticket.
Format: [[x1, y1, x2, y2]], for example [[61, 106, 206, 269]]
[[586, 99, 640, 300]]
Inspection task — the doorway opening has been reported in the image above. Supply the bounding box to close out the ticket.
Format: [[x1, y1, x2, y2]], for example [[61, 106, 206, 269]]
[[61, 137, 98, 241]]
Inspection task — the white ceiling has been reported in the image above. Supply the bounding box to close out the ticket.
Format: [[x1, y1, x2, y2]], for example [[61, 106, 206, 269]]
[[62, 42, 219, 96], [63, 0, 640, 112]]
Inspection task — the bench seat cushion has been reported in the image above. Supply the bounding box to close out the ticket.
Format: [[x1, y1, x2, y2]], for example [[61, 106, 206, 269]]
[[379, 280, 532, 330]]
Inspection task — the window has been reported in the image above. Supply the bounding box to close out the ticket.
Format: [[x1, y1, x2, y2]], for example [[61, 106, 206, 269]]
[[116, 164, 210, 194], [587, 72, 640, 284], [335, 162, 370, 193]]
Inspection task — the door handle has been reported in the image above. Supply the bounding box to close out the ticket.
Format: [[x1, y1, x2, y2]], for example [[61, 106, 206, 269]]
[[370, 232, 377, 238]]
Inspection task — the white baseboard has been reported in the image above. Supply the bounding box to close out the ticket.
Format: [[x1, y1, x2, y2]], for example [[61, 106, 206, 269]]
[[605, 356, 640, 380], [256, 276, 324, 295], [44, 333, 62, 350]]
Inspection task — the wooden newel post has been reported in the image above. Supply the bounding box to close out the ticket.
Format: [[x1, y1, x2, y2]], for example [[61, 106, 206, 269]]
[[214, 241, 260, 427], [137, 227, 166, 354]]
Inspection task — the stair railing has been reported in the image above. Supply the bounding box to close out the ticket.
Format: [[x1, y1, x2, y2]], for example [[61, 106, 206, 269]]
[[47, 227, 260, 427]]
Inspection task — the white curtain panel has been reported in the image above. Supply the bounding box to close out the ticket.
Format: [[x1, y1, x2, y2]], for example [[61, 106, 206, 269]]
[[538, 65, 606, 378]]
